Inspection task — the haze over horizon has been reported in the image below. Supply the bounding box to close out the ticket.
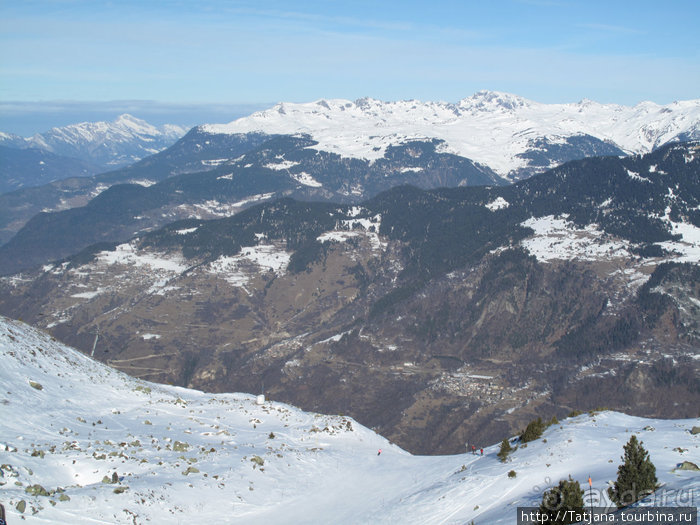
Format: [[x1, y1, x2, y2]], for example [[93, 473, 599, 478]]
[[1, 0, 699, 135]]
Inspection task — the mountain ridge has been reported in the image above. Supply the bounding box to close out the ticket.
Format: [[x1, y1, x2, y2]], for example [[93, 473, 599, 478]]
[[0, 134, 504, 273], [3, 91, 695, 247], [201, 91, 700, 180], [0, 113, 187, 171], [0, 145, 100, 194]]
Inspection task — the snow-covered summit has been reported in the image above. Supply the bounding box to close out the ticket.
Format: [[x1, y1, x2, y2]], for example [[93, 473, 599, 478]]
[[1, 115, 188, 170], [457, 89, 533, 112], [28, 114, 184, 147], [0, 131, 26, 147], [1, 315, 698, 524], [201, 91, 700, 178]]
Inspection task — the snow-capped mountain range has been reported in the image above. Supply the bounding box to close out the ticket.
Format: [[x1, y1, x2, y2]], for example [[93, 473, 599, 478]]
[[1, 315, 698, 524], [0, 114, 187, 170], [202, 91, 700, 180]]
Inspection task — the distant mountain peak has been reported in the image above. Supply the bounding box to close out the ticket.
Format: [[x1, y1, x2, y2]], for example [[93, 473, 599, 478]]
[[0, 115, 187, 170], [42, 113, 182, 140], [113, 113, 155, 129], [458, 90, 532, 111], [115, 112, 142, 121]]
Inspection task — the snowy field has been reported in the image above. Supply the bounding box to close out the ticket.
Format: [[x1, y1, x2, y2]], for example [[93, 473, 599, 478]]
[[520, 215, 633, 262], [520, 213, 700, 265], [205, 244, 291, 287], [1, 316, 698, 524]]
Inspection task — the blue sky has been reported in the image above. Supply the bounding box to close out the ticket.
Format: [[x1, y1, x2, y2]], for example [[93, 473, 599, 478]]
[[1, 0, 699, 134]]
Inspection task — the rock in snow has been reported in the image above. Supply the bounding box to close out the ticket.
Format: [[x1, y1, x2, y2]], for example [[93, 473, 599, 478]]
[[0, 315, 698, 524]]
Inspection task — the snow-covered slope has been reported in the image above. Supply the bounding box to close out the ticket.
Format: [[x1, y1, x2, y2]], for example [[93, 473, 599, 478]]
[[1, 316, 698, 524], [0, 131, 27, 149], [202, 91, 700, 179], [1, 115, 187, 169]]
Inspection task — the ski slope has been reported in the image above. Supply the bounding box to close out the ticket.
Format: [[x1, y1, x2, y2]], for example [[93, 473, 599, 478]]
[[1, 316, 698, 524]]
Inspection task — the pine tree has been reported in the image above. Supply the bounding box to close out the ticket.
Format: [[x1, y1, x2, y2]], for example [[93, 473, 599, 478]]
[[538, 476, 584, 524], [520, 417, 545, 443], [497, 438, 513, 462], [608, 434, 658, 508]]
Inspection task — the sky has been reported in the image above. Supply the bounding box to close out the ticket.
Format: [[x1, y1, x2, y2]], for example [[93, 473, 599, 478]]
[[1, 0, 699, 135]]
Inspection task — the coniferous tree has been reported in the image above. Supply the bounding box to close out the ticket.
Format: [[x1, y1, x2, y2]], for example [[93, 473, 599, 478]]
[[538, 476, 585, 524], [608, 435, 658, 508], [497, 438, 513, 462], [520, 417, 545, 443]]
